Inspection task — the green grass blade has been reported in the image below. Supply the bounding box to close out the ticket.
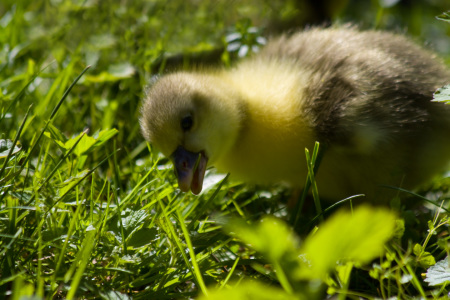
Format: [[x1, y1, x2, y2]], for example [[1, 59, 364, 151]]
[[156, 198, 202, 293], [305, 143, 323, 223], [65, 229, 97, 300], [0, 104, 31, 181], [291, 142, 325, 227], [220, 256, 240, 288], [15, 66, 91, 182], [176, 209, 209, 297], [51, 198, 82, 288], [39, 150, 115, 210], [23, 129, 89, 206], [0, 63, 47, 121], [49, 65, 91, 120]]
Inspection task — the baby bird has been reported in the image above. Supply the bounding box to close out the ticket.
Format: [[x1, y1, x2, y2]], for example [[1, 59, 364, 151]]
[[140, 27, 450, 202]]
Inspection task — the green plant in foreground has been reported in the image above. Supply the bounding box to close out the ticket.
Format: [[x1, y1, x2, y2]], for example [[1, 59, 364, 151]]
[[433, 85, 450, 105], [2, 1, 450, 299], [197, 205, 397, 300]]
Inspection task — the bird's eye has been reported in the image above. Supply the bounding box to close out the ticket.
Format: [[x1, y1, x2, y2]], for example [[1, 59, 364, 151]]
[[181, 115, 193, 131]]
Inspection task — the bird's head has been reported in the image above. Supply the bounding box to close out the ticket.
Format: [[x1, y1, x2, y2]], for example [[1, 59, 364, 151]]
[[140, 72, 243, 194]]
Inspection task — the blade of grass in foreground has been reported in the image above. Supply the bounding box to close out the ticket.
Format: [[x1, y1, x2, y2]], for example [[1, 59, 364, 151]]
[[177, 209, 209, 297], [65, 229, 97, 300], [305, 143, 323, 223], [51, 193, 83, 290], [156, 197, 208, 296], [18, 65, 91, 180], [0, 104, 31, 181], [291, 142, 325, 227], [186, 173, 229, 231], [219, 256, 240, 289], [37, 129, 89, 191], [382, 185, 450, 213], [0, 62, 49, 121], [24, 129, 89, 206], [37, 150, 116, 212]]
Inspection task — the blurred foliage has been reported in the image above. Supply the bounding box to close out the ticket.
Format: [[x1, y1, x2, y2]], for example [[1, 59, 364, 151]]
[[2, 0, 450, 299]]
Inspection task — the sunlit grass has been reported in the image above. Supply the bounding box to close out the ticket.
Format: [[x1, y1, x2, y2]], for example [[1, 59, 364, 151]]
[[1, 1, 450, 299]]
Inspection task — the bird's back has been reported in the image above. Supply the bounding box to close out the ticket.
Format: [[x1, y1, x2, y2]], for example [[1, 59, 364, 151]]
[[222, 27, 450, 201]]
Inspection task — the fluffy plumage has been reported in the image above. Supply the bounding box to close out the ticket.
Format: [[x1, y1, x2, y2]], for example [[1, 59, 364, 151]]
[[140, 27, 450, 201]]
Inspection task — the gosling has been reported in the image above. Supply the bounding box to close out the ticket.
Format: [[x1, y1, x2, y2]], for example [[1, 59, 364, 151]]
[[140, 26, 450, 202]]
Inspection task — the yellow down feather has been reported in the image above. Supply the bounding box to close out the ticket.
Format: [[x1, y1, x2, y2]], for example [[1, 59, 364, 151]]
[[140, 26, 450, 202]]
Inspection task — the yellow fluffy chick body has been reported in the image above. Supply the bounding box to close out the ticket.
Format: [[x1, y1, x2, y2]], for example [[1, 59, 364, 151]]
[[215, 59, 316, 185], [141, 27, 450, 201]]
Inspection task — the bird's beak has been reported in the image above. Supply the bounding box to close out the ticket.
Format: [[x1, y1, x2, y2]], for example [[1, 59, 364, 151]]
[[171, 146, 208, 195]]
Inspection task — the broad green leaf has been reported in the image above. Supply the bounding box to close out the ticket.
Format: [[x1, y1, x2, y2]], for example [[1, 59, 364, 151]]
[[298, 206, 396, 279], [424, 257, 450, 286], [11, 276, 37, 300], [198, 280, 301, 300], [108, 62, 136, 78], [101, 99, 119, 129], [66, 230, 97, 299], [393, 219, 405, 240], [336, 262, 353, 287], [64, 129, 118, 156], [127, 227, 158, 248], [0, 139, 21, 158], [226, 216, 300, 262], [43, 123, 68, 148], [88, 34, 117, 50], [57, 170, 89, 198], [413, 243, 436, 268], [326, 262, 353, 296], [120, 209, 148, 232], [432, 85, 450, 104], [84, 63, 135, 83], [100, 290, 131, 300], [436, 11, 450, 23], [225, 216, 302, 293]]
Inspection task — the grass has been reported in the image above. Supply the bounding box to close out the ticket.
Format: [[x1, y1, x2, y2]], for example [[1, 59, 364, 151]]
[[1, 0, 450, 299]]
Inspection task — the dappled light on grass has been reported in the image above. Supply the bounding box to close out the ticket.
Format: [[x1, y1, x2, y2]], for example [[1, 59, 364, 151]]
[[2, 0, 450, 299]]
